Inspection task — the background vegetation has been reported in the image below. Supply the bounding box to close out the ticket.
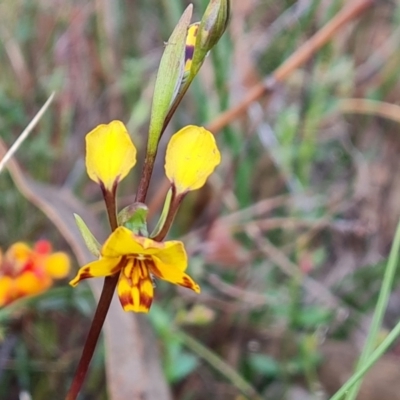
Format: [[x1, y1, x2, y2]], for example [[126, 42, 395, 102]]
[[1, 0, 400, 399]]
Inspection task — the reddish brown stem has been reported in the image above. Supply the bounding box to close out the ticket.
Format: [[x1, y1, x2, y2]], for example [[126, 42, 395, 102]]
[[65, 274, 119, 400], [103, 184, 119, 230], [66, 184, 119, 400], [136, 152, 156, 204]]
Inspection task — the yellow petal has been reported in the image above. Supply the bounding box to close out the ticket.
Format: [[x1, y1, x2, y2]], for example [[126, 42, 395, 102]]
[[15, 271, 50, 296], [44, 252, 70, 279], [117, 259, 154, 312], [149, 256, 200, 293], [85, 120, 137, 191], [101, 227, 159, 257], [151, 240, 188, 271], [5, 242, 31, 273], [165, 125, 221, 195], [6, 242, 31, 261], [69, 257, 122, 287], [102, 226, 185, 260], [0, 276, 13, 306]]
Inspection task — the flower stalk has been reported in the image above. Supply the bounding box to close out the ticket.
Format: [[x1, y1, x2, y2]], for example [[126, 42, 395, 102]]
[[66, 183, 120, 400], [152, 187, 183, 242], [66, 1, 229, 398]]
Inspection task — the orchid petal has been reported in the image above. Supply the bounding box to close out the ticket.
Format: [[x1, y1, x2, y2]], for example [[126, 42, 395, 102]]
[[86, 120, 137, 191], [117, 258, 154, 312], [165, 125, 220, 195], [69, 257, 122, 287], [150, 257, 200, 293]]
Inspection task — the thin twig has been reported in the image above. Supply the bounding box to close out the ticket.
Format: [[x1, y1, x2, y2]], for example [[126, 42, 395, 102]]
[[355, 24, 400, 85], [339, 98, 400, 124], [207, 0, 375, 134], [251, 0, 313, 59], [239, 216, 367, 236], [0, 92, 55, 174], [207, 273, 280, 306]]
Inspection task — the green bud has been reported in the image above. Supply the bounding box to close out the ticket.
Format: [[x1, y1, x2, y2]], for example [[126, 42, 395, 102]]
[[201, 0, 230, 50], [192, 0, 230, 74], [118, 203, 149, 236]]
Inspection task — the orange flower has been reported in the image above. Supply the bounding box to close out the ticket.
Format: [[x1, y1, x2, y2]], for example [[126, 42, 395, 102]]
[[0, 240, 70, 306]]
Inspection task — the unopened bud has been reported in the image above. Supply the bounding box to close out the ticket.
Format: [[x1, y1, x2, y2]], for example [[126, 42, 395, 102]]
[[191, 0, 230, 74]]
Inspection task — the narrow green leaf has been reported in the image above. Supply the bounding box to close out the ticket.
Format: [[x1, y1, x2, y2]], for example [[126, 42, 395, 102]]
[[344, 216, 400, 400], [74, 213, 101, 258], [150, 188, 172, 238]]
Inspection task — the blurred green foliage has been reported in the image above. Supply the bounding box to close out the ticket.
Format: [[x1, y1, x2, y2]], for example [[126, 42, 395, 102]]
[[2, 0, 400, 399]]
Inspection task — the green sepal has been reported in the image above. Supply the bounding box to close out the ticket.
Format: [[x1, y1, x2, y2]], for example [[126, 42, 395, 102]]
[[147, 5, 193, 154], [150, 188, 173, 238], [74, 213, 101, 258], [118, 202, 149, 236]]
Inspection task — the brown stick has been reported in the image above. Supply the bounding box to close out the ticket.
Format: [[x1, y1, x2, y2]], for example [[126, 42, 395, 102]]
[[148, 0, 375, 216], [338, 98, 400, 124], [207, 0, 375, 133]]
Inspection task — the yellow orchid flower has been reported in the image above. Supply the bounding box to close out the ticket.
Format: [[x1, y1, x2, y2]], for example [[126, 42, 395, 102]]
[[85, 120, 137, 192], [70, 226, 200, 313], [165, 125, 220, 196]]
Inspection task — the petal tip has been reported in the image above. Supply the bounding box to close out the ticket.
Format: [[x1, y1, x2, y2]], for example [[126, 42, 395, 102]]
[[69, 278, 79, 287], [182, 276, 201, 293], [118, 287, 153, 313], [69, 269, 93, 287]]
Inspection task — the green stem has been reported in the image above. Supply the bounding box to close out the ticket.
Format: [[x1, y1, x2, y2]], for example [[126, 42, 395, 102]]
[[330, 319, 400, 400], [345, 217, 400, 400]]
